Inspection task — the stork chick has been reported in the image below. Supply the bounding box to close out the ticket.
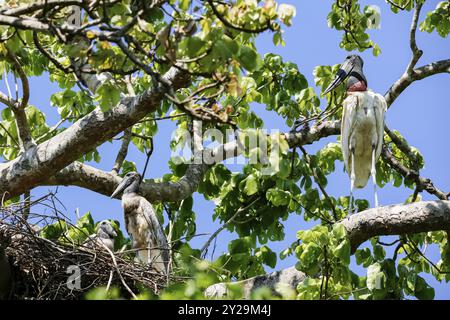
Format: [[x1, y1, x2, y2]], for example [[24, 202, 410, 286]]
[[84, 220, 117, 251], [111, 172, 170, 274], [324, 55, 387, 214]]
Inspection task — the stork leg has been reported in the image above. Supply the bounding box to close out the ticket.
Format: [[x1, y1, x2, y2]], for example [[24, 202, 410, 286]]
[[349, 149, 355, 215], [371, 145, 378, 208]]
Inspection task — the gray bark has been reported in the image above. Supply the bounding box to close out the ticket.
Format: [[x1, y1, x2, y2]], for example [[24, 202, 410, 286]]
[[205, 266, 305, 299], [0, 66, 190, 200]]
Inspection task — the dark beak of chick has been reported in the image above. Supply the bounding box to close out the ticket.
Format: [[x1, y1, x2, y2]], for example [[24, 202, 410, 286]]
[[323, 58, 355, 95], [110, 178, 130, 199]]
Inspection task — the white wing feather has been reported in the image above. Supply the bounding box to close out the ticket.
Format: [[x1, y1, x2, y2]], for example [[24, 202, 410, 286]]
[[341, 94, 359, 174], [341, 91, 386, 188]]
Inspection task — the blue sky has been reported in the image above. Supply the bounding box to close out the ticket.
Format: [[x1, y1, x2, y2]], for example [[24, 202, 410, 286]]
[[2, 0, 449, 299]]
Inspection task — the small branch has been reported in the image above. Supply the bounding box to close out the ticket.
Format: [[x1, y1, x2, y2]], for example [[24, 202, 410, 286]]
[[206, 0, 273, 34], [382, 146, 448, 200], [111, 128, 132, 175], [406, 1, 423, 72], [201, 196, 260, 258], [5, 47, 34, 151]]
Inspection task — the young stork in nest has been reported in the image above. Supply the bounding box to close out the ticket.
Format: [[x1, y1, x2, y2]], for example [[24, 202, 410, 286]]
[[111, 172, 170, 273]]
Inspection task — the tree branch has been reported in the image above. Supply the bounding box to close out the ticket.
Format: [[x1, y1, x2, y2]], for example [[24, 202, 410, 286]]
[[384, 59, 450, 107], [206, 200, 450, 298], [112, 129, 132, 175], [342, 200, 450, 252], [406, 1, 423, 72], [0, 66, 191, 200], [382, 146, 449, 200], [5, 48, 34, 151]]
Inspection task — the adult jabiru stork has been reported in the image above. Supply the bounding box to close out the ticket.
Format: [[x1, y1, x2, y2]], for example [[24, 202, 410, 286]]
[[111, 172, 170, 273], [324, 55, 387, 214]]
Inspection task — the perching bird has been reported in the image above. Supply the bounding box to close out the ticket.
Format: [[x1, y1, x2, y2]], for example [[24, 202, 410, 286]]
[[324, 55, 387, 214], [84, 220, 117, 251], [111, 172, 170, 274]]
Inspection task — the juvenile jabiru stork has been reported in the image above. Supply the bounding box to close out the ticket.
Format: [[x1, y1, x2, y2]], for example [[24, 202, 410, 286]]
[[324, 55, 387, 214], [111, 172, 170, 273], [84, 220, 117, 251]]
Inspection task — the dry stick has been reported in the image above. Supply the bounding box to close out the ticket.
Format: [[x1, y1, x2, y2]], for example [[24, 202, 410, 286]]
[[200, 196, 261, 258], [101, 242, 138, 299], [105, 270, 114, 292]]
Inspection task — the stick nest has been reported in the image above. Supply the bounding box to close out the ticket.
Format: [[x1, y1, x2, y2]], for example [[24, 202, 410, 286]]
[[0, 194, 171, 300]]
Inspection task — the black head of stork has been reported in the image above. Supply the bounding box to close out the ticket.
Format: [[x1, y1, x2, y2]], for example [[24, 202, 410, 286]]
[[110, 172, 141, 198], [323, 54, 368, 95]]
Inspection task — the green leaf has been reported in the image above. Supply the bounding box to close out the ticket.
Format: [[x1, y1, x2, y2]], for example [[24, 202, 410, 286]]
[[238, 46, 260, 71], [332, 239, 350, 265], [332, 224, 347, 239], [243, 174, 259, 195], [367, 262, 386, 298]]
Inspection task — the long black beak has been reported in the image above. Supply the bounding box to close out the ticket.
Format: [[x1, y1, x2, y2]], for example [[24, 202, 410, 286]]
[[110, 178, 129, 198], [323, 58, 354, 95]]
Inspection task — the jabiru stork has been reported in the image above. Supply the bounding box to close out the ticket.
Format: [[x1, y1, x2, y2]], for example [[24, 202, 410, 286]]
[[111, 172, 170, 273], [84, 220, 117, 251], [324, 55, 387, 214]]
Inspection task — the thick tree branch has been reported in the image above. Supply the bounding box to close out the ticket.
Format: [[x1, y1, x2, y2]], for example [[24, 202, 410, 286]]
[[342, 200, 450, 252], [0, 66, 190, 200], [42, 120, 341, 203], [206, 200, 450, 298]]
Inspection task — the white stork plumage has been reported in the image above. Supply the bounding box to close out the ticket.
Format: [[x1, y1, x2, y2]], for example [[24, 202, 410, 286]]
[[324, 55, 387, 214], [111, 172, 170, 274]]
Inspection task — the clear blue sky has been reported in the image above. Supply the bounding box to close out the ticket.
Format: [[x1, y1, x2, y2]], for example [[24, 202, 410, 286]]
[[3, 0, 449, 299]]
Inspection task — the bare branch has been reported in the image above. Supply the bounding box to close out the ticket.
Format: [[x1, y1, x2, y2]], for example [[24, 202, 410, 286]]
[[4, 48, 34, 151], [342, 200, 450, 252], [406, 1, 424, 72], [111, 129, 132, 175], [384, 59, 450, 107]]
